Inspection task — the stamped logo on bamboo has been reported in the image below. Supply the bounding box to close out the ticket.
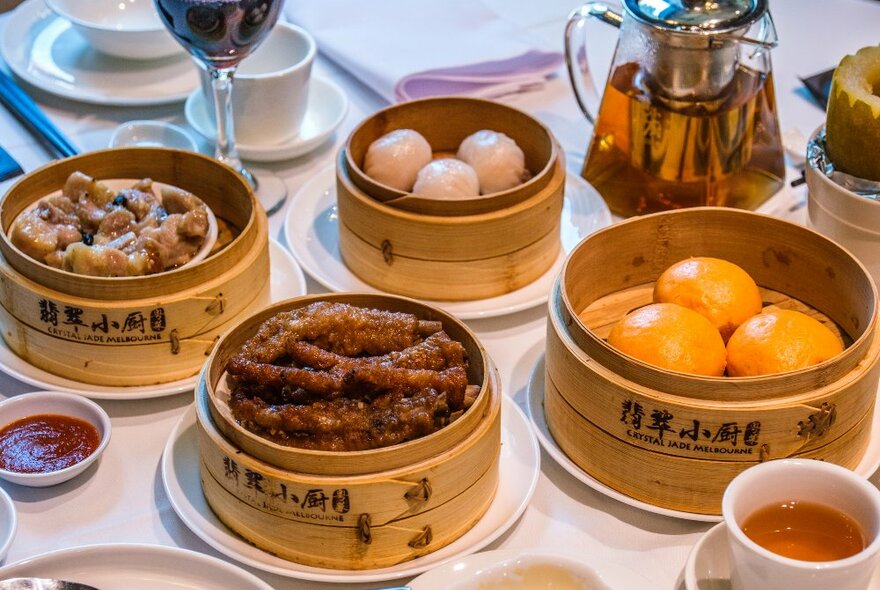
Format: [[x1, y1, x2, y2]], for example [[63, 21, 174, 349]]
[[35, 297, 167, 344], [619, 398, 762, 456]]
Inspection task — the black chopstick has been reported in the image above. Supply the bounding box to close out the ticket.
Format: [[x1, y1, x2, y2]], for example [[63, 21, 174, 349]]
[[0, 69, 79, 159]]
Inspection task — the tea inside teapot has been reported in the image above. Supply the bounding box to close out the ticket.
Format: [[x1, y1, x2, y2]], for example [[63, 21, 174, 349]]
[[566, 0, 786, 217]]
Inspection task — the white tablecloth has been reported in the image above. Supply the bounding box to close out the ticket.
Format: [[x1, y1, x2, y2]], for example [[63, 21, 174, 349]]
[[0, 1, 878, 587]]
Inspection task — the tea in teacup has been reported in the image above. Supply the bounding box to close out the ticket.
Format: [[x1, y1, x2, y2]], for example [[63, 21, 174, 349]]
[[741, 499, 866, 562], [722, 459, 880, 590]]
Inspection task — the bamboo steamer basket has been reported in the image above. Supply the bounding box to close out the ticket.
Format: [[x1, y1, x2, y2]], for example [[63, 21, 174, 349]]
[[544, 207, 880, 515], [336, 97, 565, 301], [0, 148, 269, 386], [196, 292, 502, 568]]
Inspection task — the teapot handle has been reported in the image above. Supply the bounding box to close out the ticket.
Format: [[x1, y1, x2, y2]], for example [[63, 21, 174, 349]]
[[564, 2, 622, 125]]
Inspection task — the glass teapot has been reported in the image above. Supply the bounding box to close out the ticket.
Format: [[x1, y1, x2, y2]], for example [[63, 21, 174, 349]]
[[565, 0, 785, 217]]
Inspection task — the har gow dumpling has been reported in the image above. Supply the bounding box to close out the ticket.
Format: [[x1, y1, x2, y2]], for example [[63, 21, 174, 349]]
[[457, 130, 527, 194], [364, 129, 432, 192], [412, 159, 480, 200]]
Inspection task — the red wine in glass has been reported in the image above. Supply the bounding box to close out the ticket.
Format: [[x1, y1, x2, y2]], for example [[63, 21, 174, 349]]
[[155, 0, 282, 67], [155, 0, 288, 213]]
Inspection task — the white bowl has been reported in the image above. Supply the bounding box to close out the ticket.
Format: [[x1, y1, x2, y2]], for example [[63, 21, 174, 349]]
[[0, 391, 111, 487], [109, 120, 199, 152], [410, 550, 630, 590], [806, 126, 880, 287], [0, 488, 16, 563], [45, 0, 181, 61]]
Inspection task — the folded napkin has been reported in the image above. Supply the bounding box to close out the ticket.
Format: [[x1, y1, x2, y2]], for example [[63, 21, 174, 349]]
[[284, 0, 564, 103]]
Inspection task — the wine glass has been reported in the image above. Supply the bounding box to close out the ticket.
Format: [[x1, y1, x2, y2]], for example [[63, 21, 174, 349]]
[[154, 0, 287, 213]]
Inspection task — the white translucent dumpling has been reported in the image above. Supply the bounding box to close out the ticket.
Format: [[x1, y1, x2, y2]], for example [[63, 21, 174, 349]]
[[412, 159, 480, 200], [363, 129, 433, 192], [457, 130, 527, 194]]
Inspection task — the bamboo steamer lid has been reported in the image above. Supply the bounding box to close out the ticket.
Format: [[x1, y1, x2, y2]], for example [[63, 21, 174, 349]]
[[0, 148, 269, 386], [544, 207, 880, 515]]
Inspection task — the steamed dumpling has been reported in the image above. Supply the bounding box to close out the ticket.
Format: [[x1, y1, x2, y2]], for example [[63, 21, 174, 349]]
[[412, 159, 480, 199], [457, 130, 527, 194], [363, 129, 432, 192]]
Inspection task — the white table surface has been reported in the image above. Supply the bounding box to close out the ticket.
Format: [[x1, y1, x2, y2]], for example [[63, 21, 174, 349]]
[[0, 0, 878, 587]]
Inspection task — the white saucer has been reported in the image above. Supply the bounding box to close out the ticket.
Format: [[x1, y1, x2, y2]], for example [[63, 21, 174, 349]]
[[283, 166, 612, 320], [185, 76, 348, 162], [161, 396, 541, 583], [0, 240, 306, 400], [0, 487, 16, 563], [525, 356, 880, 523], [685, 523, 880, 590], [0, 0, 198, 106], [410, 548, 651, 590], [0, 543, 274, 590]]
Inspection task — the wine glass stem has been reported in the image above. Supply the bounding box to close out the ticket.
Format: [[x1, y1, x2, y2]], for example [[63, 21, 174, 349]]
[[209, 66, 255, 188]]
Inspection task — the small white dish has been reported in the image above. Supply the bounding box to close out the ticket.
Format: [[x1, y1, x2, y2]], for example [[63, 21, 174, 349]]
[[525, 356, 880, 523], [45, 0, 180, 60], [161, 397, 540, 583], [0, 488, 16, 563], [185, 204, 218, 266], [185, 76, 348, 162], [0, 240, 306, 400], [283, 166, 612, 320], [409, 549, 651, 590], [0, 543, 274, 589], [0, 391, 111, 487], [1, 0, 198, 106], [685, 523, 880, 590], [109, 120, 198, 152]]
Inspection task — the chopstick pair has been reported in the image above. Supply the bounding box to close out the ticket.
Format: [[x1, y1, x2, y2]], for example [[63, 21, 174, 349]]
[[0, 69, 79, 159]]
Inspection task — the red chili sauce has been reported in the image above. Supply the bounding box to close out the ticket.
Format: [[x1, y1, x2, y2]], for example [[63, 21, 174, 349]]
[[0, 414, 100, 473]]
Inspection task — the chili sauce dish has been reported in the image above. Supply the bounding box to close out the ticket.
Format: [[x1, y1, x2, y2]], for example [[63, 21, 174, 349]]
[[0, 391, 111, 487]]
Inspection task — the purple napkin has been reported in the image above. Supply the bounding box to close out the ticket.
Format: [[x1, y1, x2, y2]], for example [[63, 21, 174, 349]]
[[394, 50, 563, 102], [285, 0, 563, 103]]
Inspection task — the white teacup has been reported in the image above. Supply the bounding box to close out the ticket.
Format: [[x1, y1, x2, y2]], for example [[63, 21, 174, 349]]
[[201, 22, 316, 146], [722, 459, 880, 590]]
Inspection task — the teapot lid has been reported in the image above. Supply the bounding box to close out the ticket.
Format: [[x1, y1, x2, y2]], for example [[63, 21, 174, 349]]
[[624, 0, 767, 33]]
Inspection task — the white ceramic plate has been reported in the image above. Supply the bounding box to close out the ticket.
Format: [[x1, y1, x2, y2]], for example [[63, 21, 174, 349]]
[[0, 0, 198, 106], [0, 487, 16, 562], [161, 396, 541, 583], [409, 548, 651, 590], [685, 522, 880, 590], [0, 240, 306, 399], [526, 356, 880, 523], [185, 76, 348, 162], [283, 166, 612, 320], [0, 543, 274, 589]]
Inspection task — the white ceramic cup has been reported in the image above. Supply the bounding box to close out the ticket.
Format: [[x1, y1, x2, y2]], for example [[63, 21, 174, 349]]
[[722, 459, 880, 590], [201, 22, 316, 146], [805, 127, 880, 288]]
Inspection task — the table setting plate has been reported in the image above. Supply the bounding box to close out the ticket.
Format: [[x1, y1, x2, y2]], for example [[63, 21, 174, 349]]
[[283, 166, 612, 320], [185, 76, 348, 162], [684, 522, 880, 590], [0, 543, 274, 590], [160, 396, 541, 584], [525, 356, 880, 523], [0, 240, 306, 399], [0, 0, 198, 106]]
